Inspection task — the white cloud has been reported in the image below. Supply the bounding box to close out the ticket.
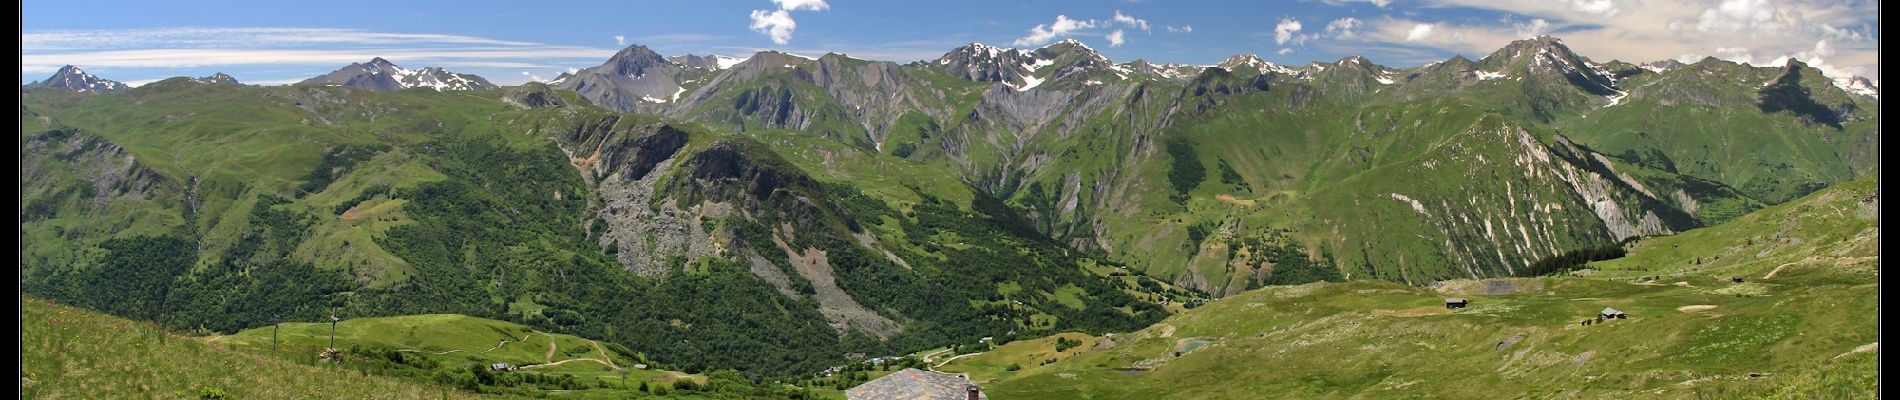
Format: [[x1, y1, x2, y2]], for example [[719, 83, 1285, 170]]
[[1113, 10, 1151, 31], [521, 71, 545, 82], [1394, 0, 1877, 80], [771, 0, 829, 11], [1568, 0, 1618, 17], [1712, 46, 1762, 65], [749, 9, 798, 44], [1165, 25, 1193, 33], [1013, 15, 1099, 46], [1405, 23, 1436, 41], [20, 47, 609, 74], [614, 35, 626, 46], [1275, 17, 1305, 45], [1694, 0, 1789, 35], [18, 27, 617, 81], [1324, 17, 1362, 39], [1514, 18, 1550, 38], [567, 67, 580, 74], [1107, 30, 1126, 47], [1277, 47, 1294, 55], [1322, 0, 1392, 7], [22, 27, 538, 51]]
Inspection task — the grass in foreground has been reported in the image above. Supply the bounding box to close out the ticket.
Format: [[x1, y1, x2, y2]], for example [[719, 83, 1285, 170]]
[[22, 297, 481, 399]]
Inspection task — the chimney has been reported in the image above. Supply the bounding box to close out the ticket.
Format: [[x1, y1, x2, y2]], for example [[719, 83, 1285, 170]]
[[967, 384, 981, 400]]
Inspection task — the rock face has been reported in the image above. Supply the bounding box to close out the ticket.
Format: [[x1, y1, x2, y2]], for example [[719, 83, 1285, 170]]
[[25, 65, 130, 93], [192, 73, 242, 85], [19, 129, 173, 234], [298, 58, 496, 91], [501, 83, 568, 109], [936, 43, 1044, 90], [554, 45, 710, 112]]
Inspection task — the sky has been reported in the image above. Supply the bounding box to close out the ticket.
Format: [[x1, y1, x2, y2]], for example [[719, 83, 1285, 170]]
[[21, 0, 1880, 87]]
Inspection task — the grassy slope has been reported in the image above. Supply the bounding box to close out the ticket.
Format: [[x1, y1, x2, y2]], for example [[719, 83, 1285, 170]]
[[218, 313, 640, 372], [959, 176, 1877, 399], [22, 297, 482, 399]]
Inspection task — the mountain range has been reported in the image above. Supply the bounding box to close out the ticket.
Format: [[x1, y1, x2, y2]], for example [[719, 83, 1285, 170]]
[[297, 57, 496, 91], [19, 34, 1880, 381]]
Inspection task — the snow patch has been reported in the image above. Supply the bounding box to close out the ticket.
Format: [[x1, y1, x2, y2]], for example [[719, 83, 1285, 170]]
[[1834, 77, 1879, 98], [1013, 74, 1046, 91], [1476, 70, 1506, 80], [714, 55, 748, 69]]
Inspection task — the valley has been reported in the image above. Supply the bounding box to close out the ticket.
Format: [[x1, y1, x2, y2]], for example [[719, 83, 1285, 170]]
[[18, 28, 1880, 399]]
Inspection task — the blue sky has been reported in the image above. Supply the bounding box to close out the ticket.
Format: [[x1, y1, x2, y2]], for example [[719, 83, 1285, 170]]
[[22, 0, 1879, 86]]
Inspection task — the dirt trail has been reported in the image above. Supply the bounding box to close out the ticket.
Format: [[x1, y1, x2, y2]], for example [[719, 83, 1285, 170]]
[[482, 332, 535, 353], [545, 341, 556, 363], [1677, 305, 1717, 313], [521, 358, 615, 370], [931, 352, 980, 370], [1764, 263, 1795, 280], [589, 340, 620, 369]]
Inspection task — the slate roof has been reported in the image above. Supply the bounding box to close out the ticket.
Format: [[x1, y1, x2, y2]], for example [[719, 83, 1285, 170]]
[[1601, 307, 1625, 316], [846, 368, 985, 400]]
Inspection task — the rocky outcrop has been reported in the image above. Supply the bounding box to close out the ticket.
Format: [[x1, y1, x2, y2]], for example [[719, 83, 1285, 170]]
[[501, 84, 569, 109]]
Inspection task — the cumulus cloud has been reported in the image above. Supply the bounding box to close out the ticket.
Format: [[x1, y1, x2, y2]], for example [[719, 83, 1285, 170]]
[[749, 9, 797, 44], [746, 0, 828, 45], [521, 71, 545, 82], [1277, 47, 1294, 55], [1567, 0, 1617, 17], [1113, 10, 1151, 31], [1405, 23, 1436, 41], [771, 0, 829, 11], [1324, 17, 1362, 39], [1013, 15, 1099, 46], [1165, 25, 1193, 33], [1388, 0, 1877, 80], [1514, 18, 1550, 38], [614, 35, 625, 46], [1107, 29, 1126, 47], [1694, 0, 1789, 35], [1275, 17, 1305, 45]]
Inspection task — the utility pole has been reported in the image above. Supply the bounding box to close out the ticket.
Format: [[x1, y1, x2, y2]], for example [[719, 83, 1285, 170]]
[[329, 314, 340, 350], [271, 314, 281, 352]]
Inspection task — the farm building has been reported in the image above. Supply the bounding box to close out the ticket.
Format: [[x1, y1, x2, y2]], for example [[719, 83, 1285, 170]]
[[1600, 308, 1628, 319], [490, 363, 513, 372], [1445, 298, 1469, 309], [846, 368, 985, 400]]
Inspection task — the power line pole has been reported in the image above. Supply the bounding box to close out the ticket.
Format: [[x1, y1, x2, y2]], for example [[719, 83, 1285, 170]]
[[329, 314, 340, 350], [271, 314, 281, 352]]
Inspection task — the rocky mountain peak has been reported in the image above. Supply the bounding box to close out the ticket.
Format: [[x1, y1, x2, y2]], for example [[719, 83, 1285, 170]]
[[194, 72, 241, 85], [300, 58, 494, 91], [1640, 59, 1687, 73], [25, 65, 131, 93]]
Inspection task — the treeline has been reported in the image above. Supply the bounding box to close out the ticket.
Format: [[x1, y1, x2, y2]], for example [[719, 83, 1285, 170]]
[[1519, 245, 1628, 276], [1234, 233, 1345, 289]]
